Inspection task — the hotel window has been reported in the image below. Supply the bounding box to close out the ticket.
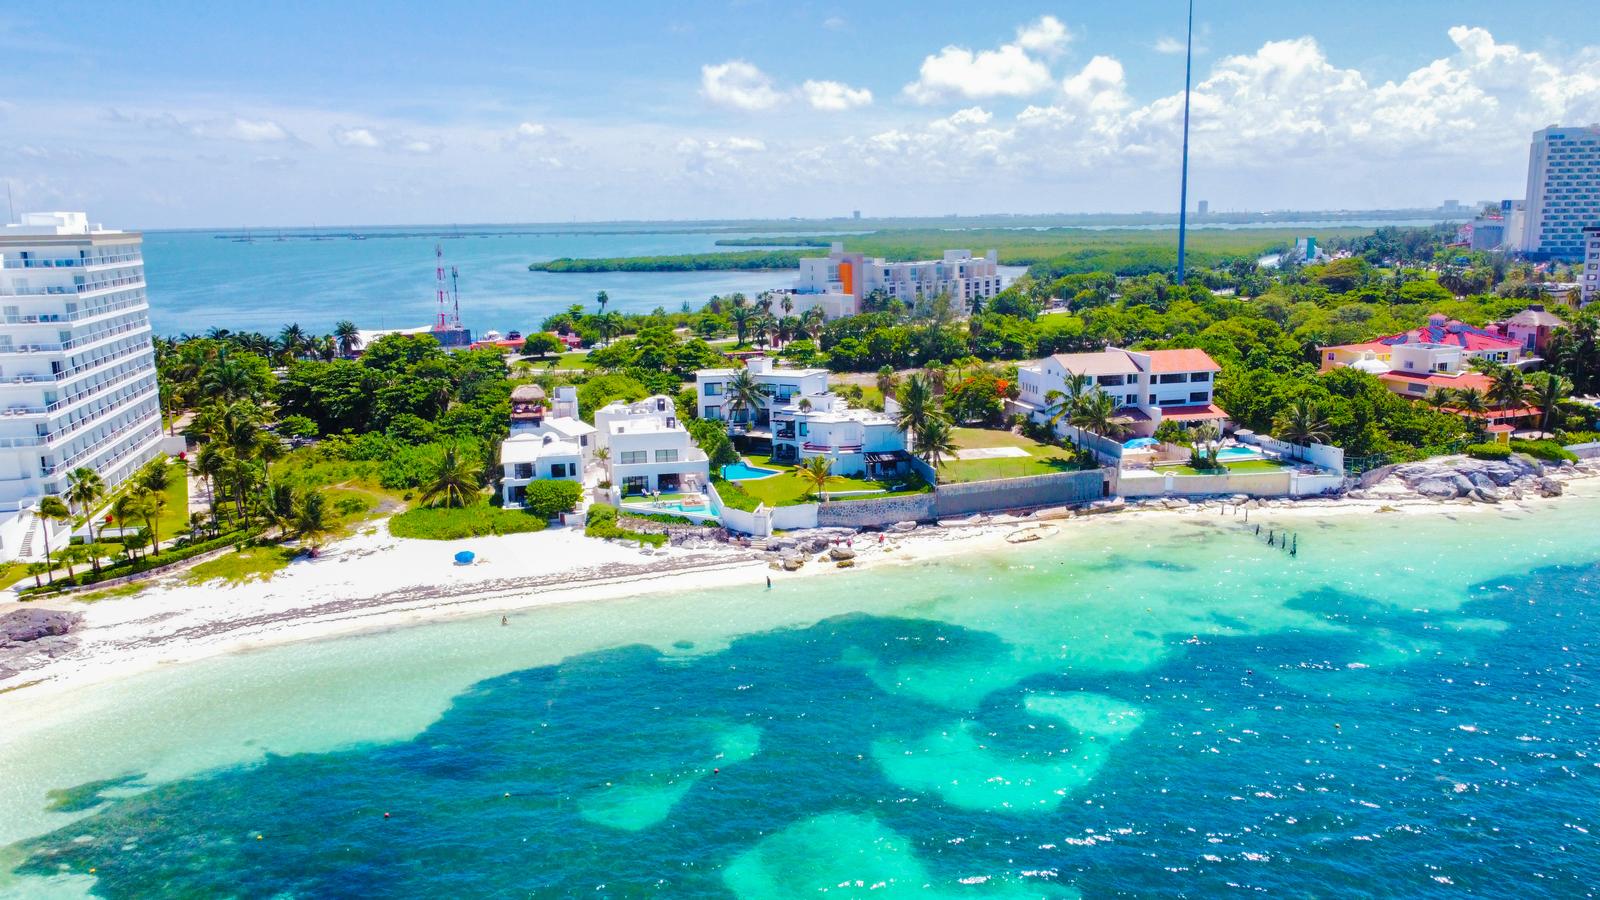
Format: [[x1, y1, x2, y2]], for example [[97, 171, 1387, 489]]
[[514, 463, 533, 479], [1189, 391, 1209, 403], [655, 449, 678, 463], [1190, 371, 1211, 382], [704, 405, 721, 420], [799, 422, 808, 437], [550, 463, 569, 478], [705, 382, 723, 396], [620, 450, 647, 465]]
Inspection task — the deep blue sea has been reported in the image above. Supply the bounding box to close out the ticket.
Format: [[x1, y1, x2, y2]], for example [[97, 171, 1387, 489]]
[[138, 226, 797, 337], [2, 503, 1598, 897]]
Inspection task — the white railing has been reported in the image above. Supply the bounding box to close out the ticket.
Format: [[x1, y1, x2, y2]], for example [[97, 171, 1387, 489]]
[[46, 367, 157, 415], [45, 416, 161, 476], [44, 382, 158, 445], [1, 253, 141, 269]]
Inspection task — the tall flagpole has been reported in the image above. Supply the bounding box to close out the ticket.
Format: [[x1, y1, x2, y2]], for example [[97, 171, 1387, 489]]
[[1176, 0, 1194, 286]]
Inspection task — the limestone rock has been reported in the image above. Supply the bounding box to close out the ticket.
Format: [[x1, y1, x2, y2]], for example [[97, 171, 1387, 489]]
[[1414, 479, 1459, 500], [828, 546, 856, 561], [0, 609, 79, 643]]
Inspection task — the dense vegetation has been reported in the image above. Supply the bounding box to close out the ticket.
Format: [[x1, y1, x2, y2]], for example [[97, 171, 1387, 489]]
[[531, 250, 803, 273]]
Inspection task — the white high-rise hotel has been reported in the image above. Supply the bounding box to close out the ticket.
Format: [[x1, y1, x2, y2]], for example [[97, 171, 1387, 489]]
[[1519, 124, 1600, 260], [0, 212, 163, 560]]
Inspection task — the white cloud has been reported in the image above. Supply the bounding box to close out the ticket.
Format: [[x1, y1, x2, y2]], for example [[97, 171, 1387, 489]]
[[515, 121, 548, 138], [822, 16, 847, 31], [1153, 36, 1187, 55], [1014, 15, 1071, 57], [801, 79, 873, 111], [701, 59, 785, 111], [226, 118, 290, 143], [676, 135, 768, 175], [1062, 56, 1131, 114], [902, 18, 1064, 103], [332, 126, 381, 148]]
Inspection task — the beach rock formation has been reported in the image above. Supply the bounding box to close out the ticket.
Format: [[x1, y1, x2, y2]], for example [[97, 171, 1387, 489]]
[[0, 608, 82, 681], [1373, 453, 1595, 503]]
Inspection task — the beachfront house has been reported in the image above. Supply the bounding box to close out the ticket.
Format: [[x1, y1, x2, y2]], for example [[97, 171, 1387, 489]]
[[769, 392, 910, 479], [595, 395, 710, 496], [1014, 347, 1225, 439], [695, 357, 829, 431], [1489, 305, 1565, 357], [509, 384, 595, 461], [1318, 314, 1527, 376], [500, 433, 584, 507]]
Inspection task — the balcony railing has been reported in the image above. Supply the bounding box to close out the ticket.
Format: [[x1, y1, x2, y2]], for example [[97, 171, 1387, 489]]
[[46, 367, 158, 415], [44, 381, 159, 445], [45, 419, 162, 477], [1, 253, 141, 269]]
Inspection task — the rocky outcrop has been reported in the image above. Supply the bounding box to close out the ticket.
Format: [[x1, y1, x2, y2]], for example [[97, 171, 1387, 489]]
[[0, 608, 82, 681], [1375, 454, 1593, 503]]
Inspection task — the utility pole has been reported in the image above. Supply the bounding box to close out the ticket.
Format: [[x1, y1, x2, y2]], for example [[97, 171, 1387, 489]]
[[1176, 0, 1195, 286]]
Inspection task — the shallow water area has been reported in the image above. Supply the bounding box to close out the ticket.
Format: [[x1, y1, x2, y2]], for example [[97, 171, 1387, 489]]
[[2, 495, 1599, 895]]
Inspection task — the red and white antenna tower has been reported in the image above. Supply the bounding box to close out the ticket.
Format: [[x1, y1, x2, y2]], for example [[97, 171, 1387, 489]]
[[433, 243, 450, 331]]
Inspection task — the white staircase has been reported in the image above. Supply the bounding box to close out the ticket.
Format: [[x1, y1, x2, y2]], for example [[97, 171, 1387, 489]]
[[15, 511, 40, 561]]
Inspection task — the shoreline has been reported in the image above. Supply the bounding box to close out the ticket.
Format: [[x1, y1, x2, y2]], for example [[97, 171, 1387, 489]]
[[3, 470, 1597, 704]]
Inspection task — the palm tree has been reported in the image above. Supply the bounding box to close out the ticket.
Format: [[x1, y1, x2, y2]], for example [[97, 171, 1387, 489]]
[[895, 373, 939, 436], [278, 323, 308, 359], [1190, 422, 1223, 469], [36, 496, 71, 583], [1487, 367, 1526, 412], [294, 489, 329, 545], [334, 320, 362, 357], [1271, 397, 1330, 460], [1042, 371, 1094, 442], [914, 416, 958, 469], [133, 485, 167, 551], [1527, 372, 1572, 435], [875, 366, 899, 403], [797, 456, 839, 501], [192, 442, 225, 532], [65, 467, 105, 521], [1452, 387, 1489, 416], [111, 493, 142, 559], [724, 368, 765, 428], [802, 307, 826, 342], [418, 443, 480, 508], [730, 306, 754, 347], [1068, 389, 1128, 441], [138, 459, 172, 494], [595, 290, 609, 316]]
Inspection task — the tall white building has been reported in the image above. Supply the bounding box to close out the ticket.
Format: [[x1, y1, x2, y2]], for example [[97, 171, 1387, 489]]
[[785, 243, 1003, 319], [1584, 226, 1600, 307], [0, 212, 163, 560], [1520, 125, 1600, 259]]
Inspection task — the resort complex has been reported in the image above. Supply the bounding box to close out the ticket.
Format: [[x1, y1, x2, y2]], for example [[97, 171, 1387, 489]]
[[0, 213, 164, 562], [785, 243, 1004, 319]]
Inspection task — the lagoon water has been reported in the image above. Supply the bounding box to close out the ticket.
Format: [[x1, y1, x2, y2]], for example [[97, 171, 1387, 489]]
[[2, 502, 1599, 897], [139, 227, 794, 337]]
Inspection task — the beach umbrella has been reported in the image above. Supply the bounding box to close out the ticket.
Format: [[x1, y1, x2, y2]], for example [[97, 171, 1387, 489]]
[[454, 550, 475, 565]]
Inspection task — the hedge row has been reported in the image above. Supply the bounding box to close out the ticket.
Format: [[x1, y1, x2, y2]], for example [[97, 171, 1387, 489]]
[[23, 528, 264, 595], [585, 505, 667, 547]]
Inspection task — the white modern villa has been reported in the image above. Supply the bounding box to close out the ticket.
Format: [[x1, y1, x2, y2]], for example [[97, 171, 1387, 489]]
[[509, 383, 595, 460], [500, 433, 584, 506], [695, 356, 829, 429], [0, 212, 163, 561], [769, 391, 910, 480], [1015, 347, 1225, 438], [782, 243, 1004, 319], [595, 395, 709, 496]]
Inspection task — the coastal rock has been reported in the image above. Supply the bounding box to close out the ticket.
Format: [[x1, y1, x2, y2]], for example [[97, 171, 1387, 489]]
[[1414, 479, 1459, 500], [1536, 477, 1564, 497], [1469, 487, 1502, 504], [835, 559, 855, 568], [780, 556, 804, 571], [828, 547, 856, 561], [889, 521, 917, 533], [0, 609, 79, 643]]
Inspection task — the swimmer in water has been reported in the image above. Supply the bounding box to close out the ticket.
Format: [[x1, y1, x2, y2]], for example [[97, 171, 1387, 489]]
[[501, 615, 508, 626]]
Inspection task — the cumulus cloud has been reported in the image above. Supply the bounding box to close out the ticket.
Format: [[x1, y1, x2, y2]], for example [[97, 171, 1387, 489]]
[[801, 79, 873, 111], [226, 118, 290, 142], [701, 60, 785, 111], [676, 135, 768, 174], [106, 109, 297, 144], [822, 16, 847, 31], [331, 126, 381, 148], [902, 16, 1068, 103], [514, 121, 548, 138], [330, 124, 440, 154], [1153, 36, 1187, 55]]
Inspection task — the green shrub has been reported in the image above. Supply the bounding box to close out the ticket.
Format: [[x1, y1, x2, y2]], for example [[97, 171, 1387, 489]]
[[388, 504, 547, 540], [622, 511, 696, 526], [1557, 430, 1600, 446], [1509, 439, 1578, 463], [22, 528, 264, 595], [1464, 443, 1510, 460], [584, 505, 667, 547], [711, 478, 758, 511], [520, 480, 583, 519]]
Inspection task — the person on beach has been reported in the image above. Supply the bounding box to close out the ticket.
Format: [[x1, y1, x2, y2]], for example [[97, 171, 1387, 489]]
[[766, 576, 772, 590], [500, 616, 508, 626]]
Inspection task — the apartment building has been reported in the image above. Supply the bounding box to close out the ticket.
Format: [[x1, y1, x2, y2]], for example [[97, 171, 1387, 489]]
[[1016, 347, 1224, 438], [0, 212, 163, 560], [784, 243, 1004, 319], [1584, 226, 1599, 306], [1519, 125, 1600, 259]]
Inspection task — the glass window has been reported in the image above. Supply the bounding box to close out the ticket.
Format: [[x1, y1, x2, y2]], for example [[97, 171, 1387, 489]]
[[704, 382, 723, 396], [655, 449, 678, 463], [620, 450, 647, 465]]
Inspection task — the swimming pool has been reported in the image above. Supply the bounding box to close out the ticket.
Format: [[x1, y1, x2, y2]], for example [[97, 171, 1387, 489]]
[[1216, 446, 1261, 460], [1123, 437, 1159, 450], [720, 461, 781, 480]]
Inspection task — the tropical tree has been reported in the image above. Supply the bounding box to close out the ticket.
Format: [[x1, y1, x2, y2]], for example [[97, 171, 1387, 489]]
[[133, 485, 167, 551], [1451, 387, 1489, 416], [1042, 372, 1093, 440], [334, 320, 362, 357], [278, 323, 308, 360], [895, 373, 940, 436], [730, 306, 754, 346], [111, 493, 143, 559], [26, 561, 47, 589], [797, 456, 839, 501], [65, 467, 105, 520], [418, 443, 480, 508], [1527, 372, 1572, 435], [36, 495, 71, 583], [192, 442, 226, 531], [1272, 397, 1330, 459], [595, 290, 609, 316], [1487, 366, 1527, 412], [1153, 419, 1191, 449], [294, 489, 329, 545], [875, 366, 899, 403], [1190, 422, 1223, 469], [1068, 389, 1128, 441], [724, 367, 765, 427], [914, 416, 958, 469]]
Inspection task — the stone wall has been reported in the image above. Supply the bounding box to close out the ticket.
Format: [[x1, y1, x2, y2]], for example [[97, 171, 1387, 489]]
[[1119, 468, 1293, 498], [932, 469, 1105, 517], [816, 493, 938, 528], [1567, 441, 1600, 460]]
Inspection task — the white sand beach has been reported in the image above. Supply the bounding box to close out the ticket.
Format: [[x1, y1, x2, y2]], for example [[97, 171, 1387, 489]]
[[3, 469, 1597, 703]]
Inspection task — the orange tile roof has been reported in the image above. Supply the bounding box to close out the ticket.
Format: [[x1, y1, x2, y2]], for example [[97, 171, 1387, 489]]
[[1379, 370, 1492, 391], [1145, 348, 1221, 373]]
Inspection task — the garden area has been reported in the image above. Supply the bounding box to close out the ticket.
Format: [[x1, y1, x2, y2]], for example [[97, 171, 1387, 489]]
[[1165, 458, 1287, 476], [713, 453, 931, 509], [936, 427, 1082, 484]]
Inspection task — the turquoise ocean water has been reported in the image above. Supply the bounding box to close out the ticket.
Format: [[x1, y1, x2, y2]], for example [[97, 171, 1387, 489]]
[[1, 501, 1598, 896], [138, 227, 796, 337]]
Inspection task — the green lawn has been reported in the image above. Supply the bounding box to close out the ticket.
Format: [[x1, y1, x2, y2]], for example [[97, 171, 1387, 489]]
[[155, 470, 189, 543], [1168, 459, 1287, 476], [936, 427, 1081, 484], [183, 545, 298, 586], [725, 454, 930, 507]]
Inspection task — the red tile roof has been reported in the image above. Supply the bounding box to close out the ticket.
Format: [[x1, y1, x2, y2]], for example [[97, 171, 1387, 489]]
[[1159, 403, 1227, 421], [1145, 348, 1221, 373], [1379, 371, 1492, 391]]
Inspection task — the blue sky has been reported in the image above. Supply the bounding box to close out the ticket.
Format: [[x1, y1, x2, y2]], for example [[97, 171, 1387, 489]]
[[3, 1, 1598, 227]]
